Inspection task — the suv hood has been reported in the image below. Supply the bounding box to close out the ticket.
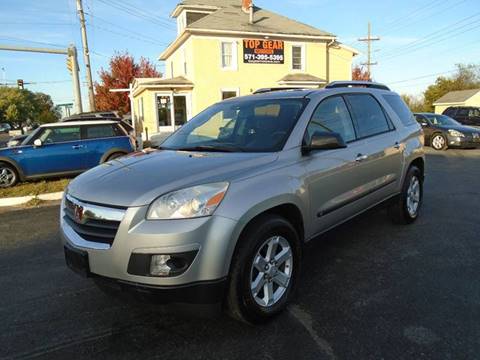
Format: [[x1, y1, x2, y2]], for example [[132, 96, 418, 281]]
[[68, 149, 278, 207]]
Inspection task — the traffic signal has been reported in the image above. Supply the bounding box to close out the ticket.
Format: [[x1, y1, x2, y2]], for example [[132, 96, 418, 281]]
[[17, 79, 24, 89], [66, 55, 74, 74]]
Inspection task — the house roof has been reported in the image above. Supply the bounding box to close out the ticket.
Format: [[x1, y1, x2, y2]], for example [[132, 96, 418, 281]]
[[180, 1, 334, 38], [278, 73, 326, 84], [434, 89, 480, 105], [135, 76, 194, 86]]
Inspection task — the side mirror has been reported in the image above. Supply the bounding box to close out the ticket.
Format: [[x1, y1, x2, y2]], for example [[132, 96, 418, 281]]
[[33, 139, 42, 147], [302, 131, 347, 155]]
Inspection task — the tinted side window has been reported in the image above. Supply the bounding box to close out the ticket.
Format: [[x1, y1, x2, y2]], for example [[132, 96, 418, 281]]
[[85, 124, 122, 139], [306, 96, 356, 143], [457, 108, 469, 116], [443, 108, 455, 116], [383, 94, 416, 126], [345, 94, 391, 138], [469, 108, 480, 117]]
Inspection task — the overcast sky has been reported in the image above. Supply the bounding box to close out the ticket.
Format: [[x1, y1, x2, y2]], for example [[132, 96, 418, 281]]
[[1, 0, 478, 111]]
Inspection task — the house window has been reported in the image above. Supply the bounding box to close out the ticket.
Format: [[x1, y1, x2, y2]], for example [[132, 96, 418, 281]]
[[292, 45, 304, 70], [222, 90, 239, 100], [221, 41, 237, 70], [183, 49, 187, 76]]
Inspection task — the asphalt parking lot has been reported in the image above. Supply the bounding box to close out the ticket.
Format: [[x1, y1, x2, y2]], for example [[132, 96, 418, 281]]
[[1, 148, 479, 360]]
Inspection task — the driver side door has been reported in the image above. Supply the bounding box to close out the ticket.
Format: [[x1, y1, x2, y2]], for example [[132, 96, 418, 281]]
[[20, 126, 85, 177]]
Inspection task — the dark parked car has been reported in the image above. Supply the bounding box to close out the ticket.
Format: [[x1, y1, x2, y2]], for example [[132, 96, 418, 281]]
[[0, 120, 135, 188], [442, 106, 480, 127], [414, 112, 480, 150], [0, 123, 11, 133]]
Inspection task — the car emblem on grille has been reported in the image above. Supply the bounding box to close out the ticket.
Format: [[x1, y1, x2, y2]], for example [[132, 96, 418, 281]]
[[74, 204, 85, 223]]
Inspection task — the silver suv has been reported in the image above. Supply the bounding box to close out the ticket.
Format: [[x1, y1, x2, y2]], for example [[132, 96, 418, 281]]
[[61, 81, 425, 323]]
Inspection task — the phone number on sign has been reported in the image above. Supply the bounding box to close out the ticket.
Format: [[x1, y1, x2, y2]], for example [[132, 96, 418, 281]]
[[244, 54, 284, 62]]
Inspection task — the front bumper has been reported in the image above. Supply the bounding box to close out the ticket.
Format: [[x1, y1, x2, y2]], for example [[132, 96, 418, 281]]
[[447, 134, 480, 148], [60, 197, 239, 302]]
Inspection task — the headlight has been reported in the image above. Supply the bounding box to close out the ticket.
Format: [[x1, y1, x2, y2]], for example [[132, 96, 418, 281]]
[[448, 129, 465, 137], [147, 182, 229, 220]]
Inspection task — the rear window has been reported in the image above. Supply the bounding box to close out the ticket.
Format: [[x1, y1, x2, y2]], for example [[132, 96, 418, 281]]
[[383, 95, 416, 126], [84, 124, 124, 139], [345, 94, 391, 139]]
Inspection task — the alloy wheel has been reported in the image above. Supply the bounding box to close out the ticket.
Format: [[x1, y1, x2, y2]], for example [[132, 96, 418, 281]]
[[250, 235, 293, 307], [0, 167, 16, 188], [406, 175, 421, 217], [432, 135, 445, 150]]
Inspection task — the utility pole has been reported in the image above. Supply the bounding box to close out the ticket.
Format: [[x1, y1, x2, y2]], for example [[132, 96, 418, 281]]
[[76, 0, 96, 112], [0, 44, 83, 113], [358, 22, 380, 79]]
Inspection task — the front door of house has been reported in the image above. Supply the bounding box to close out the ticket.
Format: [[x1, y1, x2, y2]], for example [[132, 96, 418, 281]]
[[156, 94, 190, 133], [157, 95, 174, 133]]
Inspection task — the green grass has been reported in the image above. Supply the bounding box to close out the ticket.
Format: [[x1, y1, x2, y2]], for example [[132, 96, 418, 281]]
[[0, 178, 70, 198]]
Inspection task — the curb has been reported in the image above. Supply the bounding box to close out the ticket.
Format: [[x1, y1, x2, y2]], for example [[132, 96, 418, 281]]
[[0, 191, 64, 207]]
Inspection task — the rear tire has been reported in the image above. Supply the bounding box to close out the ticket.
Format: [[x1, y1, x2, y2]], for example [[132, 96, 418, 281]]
[[226, 214, 302, 324], [0, 163, 18, 188], [388, 165, 423, 225], [431, 134, 447, 150]]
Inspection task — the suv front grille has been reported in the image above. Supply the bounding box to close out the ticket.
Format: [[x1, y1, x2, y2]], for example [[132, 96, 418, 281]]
[[64, 195, 126, 246]]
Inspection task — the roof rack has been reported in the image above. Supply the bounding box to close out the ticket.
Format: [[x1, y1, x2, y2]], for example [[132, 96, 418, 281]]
[[253, 87, 310, 94], [325, 81, 390, 91]]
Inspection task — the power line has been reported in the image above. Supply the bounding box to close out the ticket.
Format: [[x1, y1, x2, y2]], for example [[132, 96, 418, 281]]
[[380, 20, 480, 61], [96, 0, 175, 31], [86, 13, 170, 46], [388, 69, 459, 85], [358, 22, 380, 77], [0, 36, 67, 48], [380, 0, 468, 37], [378, 12, 480, 60], [87, 23, 170, 46]]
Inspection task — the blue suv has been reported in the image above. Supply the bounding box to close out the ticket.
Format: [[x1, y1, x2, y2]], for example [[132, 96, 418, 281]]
[[0, 120, 135, 188]]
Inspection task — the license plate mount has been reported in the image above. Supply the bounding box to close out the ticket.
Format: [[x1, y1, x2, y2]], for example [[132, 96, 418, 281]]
[[64, 245, 90, 278]]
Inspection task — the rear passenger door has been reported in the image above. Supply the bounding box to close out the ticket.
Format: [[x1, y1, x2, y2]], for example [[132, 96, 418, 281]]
[[81, 124, 128, 168], [343, 93, 403, 206]]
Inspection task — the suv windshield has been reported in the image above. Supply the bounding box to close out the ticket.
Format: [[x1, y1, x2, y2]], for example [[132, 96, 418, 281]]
[[425, 114, 460, 126], [162, 98, 308, 152]]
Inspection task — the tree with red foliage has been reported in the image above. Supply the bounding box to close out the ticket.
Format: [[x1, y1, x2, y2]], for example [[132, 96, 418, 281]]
[[352, 65, 371, 81], [94, 52, 160, 114]]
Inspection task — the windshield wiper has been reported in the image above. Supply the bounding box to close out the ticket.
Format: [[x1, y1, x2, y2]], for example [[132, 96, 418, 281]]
[[174, 145, 243, 153]]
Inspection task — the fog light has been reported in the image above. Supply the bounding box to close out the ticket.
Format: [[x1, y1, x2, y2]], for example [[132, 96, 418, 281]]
[[128, 251, 198, 277], [150, 255, 172, 276]]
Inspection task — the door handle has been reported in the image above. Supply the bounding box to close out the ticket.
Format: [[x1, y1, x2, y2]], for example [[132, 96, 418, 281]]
[[355, 154, 368, 162], [394, 142, 401, 150], [72, 145, 83, 150]]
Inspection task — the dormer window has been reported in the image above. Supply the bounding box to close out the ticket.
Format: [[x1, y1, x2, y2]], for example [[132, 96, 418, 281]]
[[177, 10, 212, 34]]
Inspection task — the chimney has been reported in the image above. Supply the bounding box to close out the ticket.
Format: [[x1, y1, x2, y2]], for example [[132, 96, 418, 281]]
[[242, 0, 254, 24]]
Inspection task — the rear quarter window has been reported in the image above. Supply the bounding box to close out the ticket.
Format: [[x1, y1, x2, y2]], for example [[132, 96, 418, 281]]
[[84, 124, 125, 139], [382, 95, 416, 126]]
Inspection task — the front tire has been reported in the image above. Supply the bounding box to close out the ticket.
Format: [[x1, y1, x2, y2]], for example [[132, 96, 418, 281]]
[[0, 163, 18, 188], [389, 165, 423, 224], [226, 214, 301, 324], [431, 134, 447, 150]]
